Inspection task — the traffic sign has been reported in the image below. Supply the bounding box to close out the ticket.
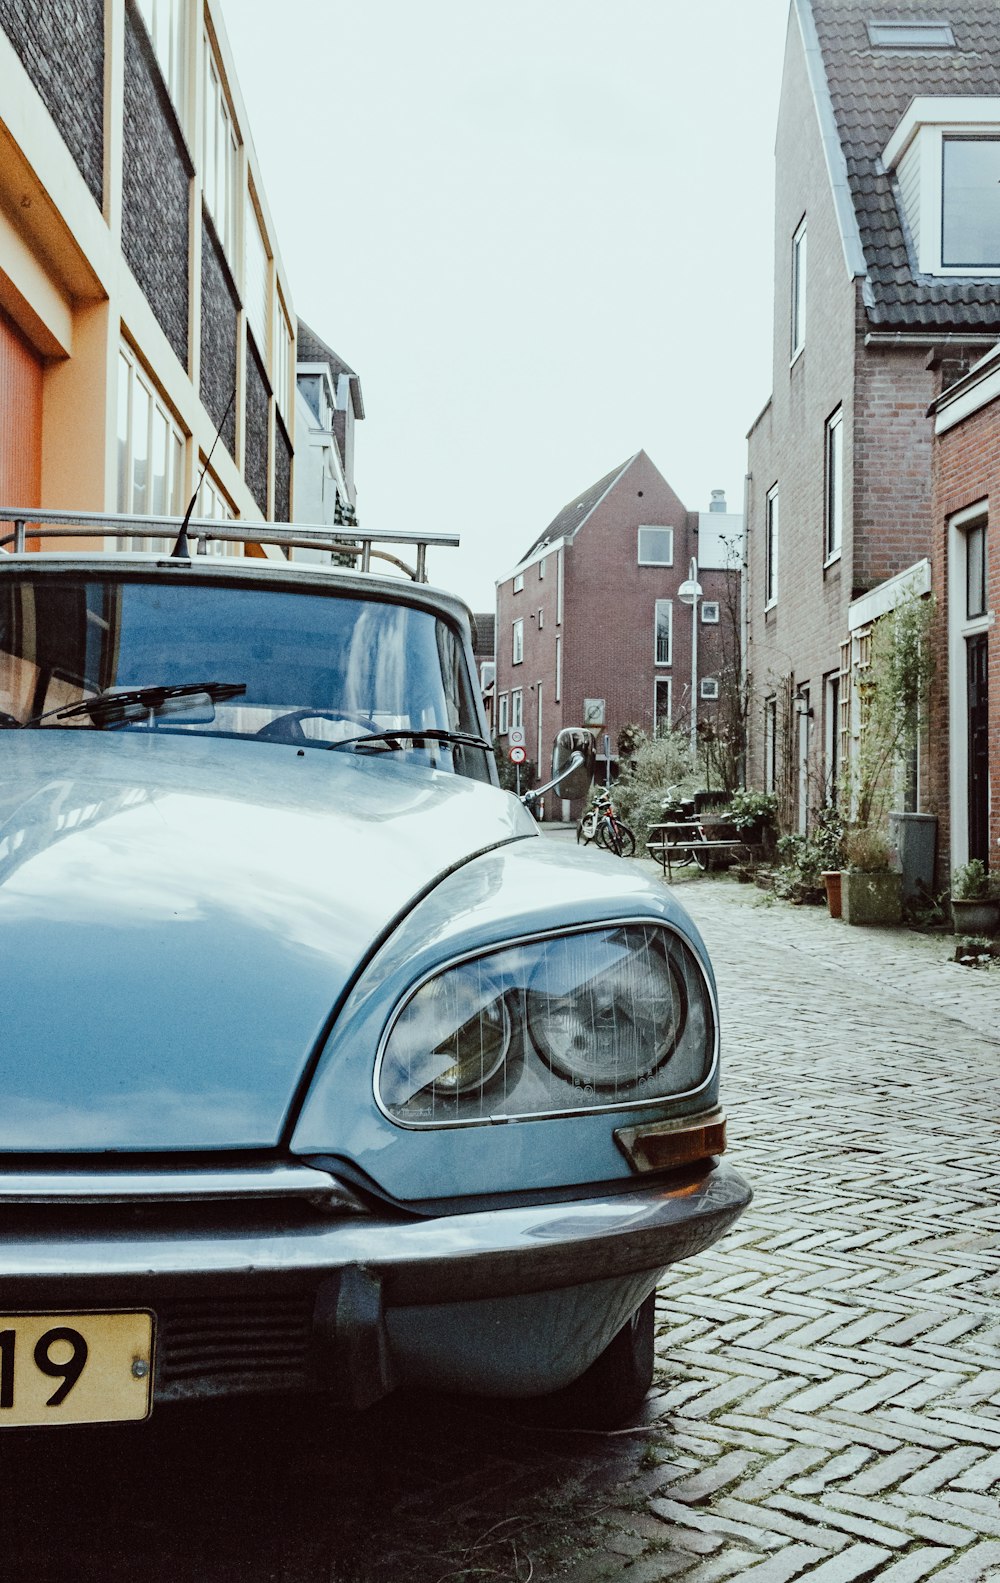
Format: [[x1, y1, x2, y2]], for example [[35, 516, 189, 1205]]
[[509, 745, 526, 764], [508, 726, 526, 748]]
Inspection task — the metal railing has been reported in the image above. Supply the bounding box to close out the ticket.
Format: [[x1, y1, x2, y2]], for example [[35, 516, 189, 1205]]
[[0, 508, 459, 583]]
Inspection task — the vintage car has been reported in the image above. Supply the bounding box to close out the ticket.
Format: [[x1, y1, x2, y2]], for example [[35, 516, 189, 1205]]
[[0, 542, 750, 1431]]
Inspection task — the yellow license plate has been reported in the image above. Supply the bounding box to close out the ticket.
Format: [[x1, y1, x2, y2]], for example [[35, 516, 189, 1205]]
[[0, 1311, 154, 1427]]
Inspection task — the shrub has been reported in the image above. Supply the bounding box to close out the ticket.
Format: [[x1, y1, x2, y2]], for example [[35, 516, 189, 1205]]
[[951, 859, 1000, 901], [722, 790, 779, 833], [843, 826, 893, 873], [612, 729, 695, 845]]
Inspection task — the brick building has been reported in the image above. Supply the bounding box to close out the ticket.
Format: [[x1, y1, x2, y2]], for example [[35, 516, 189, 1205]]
[[0, 0, 302, 547], [927, 348, 1000, 875], [494, 452, 741, 812], [746, 0, 1000, 835]]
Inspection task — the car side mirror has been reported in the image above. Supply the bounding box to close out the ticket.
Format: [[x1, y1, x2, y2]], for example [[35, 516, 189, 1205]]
[[550, 728, 595, 802]]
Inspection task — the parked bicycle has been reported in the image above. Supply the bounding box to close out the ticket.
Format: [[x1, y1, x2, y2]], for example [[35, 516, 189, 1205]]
[[578, 789, 635, 857]]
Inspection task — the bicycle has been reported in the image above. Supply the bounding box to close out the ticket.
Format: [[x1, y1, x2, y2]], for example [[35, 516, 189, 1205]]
[[587, 790, 635, 858]]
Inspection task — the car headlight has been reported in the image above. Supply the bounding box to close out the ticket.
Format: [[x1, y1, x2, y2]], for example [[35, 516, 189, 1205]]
[[377, 923, 715, 1127]]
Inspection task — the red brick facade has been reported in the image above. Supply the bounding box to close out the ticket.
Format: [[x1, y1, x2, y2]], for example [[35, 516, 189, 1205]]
[[495, 452, 738, 811], [928, 380, 1000, 878]]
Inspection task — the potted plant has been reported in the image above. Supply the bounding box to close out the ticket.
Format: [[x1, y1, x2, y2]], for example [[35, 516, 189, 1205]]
[[722, 789, 778, 850], [840, 827, 902, 926], [950, 860, 1000, 935]]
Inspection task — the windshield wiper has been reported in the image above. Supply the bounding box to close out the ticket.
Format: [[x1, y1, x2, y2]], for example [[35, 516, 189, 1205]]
[[326, 728, 492, 755], [20, 681, 247, 729]]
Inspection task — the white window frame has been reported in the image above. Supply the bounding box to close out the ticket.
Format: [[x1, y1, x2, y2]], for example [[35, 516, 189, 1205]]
[[884, 102, 1000, 277], [511, 688, 523, 730], [135, 0, 186, 111], [791, 217, 807, 360], [116, 346, 186, 551], [538, 557, 546, 580], [244, 188, 271, 366], [498, 692, 509, 735], [555, 634, 562, 703], [479, 661, 496, 692], [513, 572, 524, 594], [274, 298, 293, 417], [537, 608, 544, 630], [701, 677, 720, 700], [825, 407, 844, 564], [653, 677, 672, 738], [197, 470, 241, 555], [765, 486, 779, 608], [203, 32, 239, 259], [947, 501, 991, 868], [512, 618, 524, 665], [638, 525, 674, 566], [654, 599, 672, 666], [701, 601, 720, 624]]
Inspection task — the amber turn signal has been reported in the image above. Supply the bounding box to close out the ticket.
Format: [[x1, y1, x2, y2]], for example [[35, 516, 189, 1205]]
[[614, 1109, 726, 1173]]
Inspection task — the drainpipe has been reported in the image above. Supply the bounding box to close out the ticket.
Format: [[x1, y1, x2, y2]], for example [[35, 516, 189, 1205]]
[[740, 470, 751, 788]]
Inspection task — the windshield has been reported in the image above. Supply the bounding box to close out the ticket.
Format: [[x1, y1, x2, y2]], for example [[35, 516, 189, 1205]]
[[0, 573, 491, 781]]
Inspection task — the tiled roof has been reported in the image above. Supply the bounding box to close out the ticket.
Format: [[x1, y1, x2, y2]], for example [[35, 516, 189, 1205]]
[[518, 455, 636, 564], [471, 612, 496, 658], [808, 0, 1000, 328], [296, 320, 365, 416]]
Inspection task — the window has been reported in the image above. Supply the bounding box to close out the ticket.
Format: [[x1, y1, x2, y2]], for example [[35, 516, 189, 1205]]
[[638, 526, 673, 565], [701, 601, 719, 624], [244, 191, 270, 364], [203, 35, 238, 257], [537, 608, 544, 630], [765, 486, 779, 607], [701, 678, 719, 700], [274, 301, 293, 416], [512, 618, 524, 665], [135, 0, 186, 109], [654, 677, 672, 737], [943, 138, 1000, 268], [825, 408, 844, 560], [513, 573, 524, 594], [868, 22, 955, 47], [555, 634, 562, 702], [764, 697, 777, 792], [824, 672, 840, 804], [538, 557, 546, 579], [967, 519, 987, 618], [511, 688, 523, 729], [480, 661, 496, 692], [116, 348, 186, 549], [498, 692, 509, 735], [654, 600, 672, 665], [196, 470, 241, 556], [791, 218, 807, 358]]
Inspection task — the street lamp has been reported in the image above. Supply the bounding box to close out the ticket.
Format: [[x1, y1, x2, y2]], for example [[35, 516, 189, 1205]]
[[677, 556, 703, 763]]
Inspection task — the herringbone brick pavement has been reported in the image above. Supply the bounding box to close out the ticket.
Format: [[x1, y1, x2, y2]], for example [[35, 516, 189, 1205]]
[[570, 877, 1000, 1583]]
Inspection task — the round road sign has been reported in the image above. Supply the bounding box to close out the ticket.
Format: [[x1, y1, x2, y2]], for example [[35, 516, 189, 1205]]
[[509, 745, 527, 764]]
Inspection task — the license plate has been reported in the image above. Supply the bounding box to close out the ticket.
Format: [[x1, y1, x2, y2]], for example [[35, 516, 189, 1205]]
[[0, 1311, 154, 1427]]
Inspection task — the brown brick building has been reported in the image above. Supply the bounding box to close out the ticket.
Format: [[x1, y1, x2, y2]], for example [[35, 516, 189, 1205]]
[[928, 350, 1000, 874], [747, 0, 1000, 838], [494, 452, 741, 813]]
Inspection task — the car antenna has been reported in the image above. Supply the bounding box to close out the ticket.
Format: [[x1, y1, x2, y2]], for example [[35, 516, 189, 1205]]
[[171, 385, 236, 559]]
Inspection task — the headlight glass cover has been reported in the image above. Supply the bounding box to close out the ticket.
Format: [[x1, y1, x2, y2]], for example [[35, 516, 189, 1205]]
[[377, 924, 715, 1126]]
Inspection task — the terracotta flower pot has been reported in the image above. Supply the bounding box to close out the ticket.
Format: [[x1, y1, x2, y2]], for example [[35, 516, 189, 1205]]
[[822, 870, 842, 919]]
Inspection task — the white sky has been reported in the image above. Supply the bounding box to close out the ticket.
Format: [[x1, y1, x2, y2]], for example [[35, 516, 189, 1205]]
[[221, 0, 791, 610]]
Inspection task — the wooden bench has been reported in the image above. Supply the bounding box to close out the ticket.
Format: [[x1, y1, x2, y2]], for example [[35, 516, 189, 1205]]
[[645, 820, 748, 880]]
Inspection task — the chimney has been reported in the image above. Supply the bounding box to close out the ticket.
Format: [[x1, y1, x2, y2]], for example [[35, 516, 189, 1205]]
[[709, 489, 727, 513]]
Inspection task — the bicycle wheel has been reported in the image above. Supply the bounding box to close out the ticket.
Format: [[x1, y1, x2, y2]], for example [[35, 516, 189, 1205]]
[[691, 840, 709, 871], [616, 823, 636, 858]]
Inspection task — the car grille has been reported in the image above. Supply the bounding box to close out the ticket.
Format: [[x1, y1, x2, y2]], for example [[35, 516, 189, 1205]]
[[154, 1292, 316, 1401]]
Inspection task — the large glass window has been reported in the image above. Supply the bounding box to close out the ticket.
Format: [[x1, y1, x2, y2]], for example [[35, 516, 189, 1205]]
[[765, 486, 779, 606], [654, 677, 672, 737], [497, 692, 509, 735], [274, 301, 293, 416], [203, 35, 239, 258], [116, 349, 186, 550], [825, 408, 843, 560], [966, 519, 987, 618], [0, 576, 489, 778], [654, 600, 672, 665], [244, 191, 270, 363], [791, 218, 807, 357], [512, 618, 524, 665], [135, 0, 186, 110], [638, 526, 673, 565], [511, 688, 523, 729], [942, 138, 1000, 268]]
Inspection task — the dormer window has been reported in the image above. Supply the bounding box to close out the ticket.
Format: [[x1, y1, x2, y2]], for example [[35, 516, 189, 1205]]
[[884, 98, 1000, 276], [867, 21, 955, 49]]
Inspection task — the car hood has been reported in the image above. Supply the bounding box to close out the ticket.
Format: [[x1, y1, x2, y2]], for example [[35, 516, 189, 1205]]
[[0, 735, 532, 1152]]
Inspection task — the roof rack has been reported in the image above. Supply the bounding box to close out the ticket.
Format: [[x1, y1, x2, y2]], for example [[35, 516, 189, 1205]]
[[0, 508, 459, 583]]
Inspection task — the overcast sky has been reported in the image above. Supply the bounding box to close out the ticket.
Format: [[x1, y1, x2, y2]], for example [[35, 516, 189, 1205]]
[[221, 0, 791, 610]]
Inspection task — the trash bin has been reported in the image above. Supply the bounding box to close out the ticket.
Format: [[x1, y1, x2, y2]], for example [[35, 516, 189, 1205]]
[[889, 812, 937, 903]]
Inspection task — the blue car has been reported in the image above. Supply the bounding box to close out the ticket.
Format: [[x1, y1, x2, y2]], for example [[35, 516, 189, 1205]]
[[0, 549, 750, 1430]]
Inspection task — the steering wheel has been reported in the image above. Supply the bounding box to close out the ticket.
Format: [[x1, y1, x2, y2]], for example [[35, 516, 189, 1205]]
[[254, 708, 378, 746]]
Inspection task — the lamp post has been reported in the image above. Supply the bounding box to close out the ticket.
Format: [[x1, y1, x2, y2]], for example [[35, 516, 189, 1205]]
[[677, 557, 703, 765]]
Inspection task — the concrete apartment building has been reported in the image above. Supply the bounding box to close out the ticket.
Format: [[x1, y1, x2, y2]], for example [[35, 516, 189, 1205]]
[[495, 451, 741, 810], [0, 0, 298, 547], [294, 321, 364, 538], [746, 0, 1000, 836], [928, 348, 1000, 872]]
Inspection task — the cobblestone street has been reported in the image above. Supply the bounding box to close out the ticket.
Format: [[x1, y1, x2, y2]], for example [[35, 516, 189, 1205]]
[[5, 867, 999, 1583]]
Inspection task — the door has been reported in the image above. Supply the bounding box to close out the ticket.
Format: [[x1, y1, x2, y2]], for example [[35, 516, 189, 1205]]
[[967, 634, 989, 865]]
